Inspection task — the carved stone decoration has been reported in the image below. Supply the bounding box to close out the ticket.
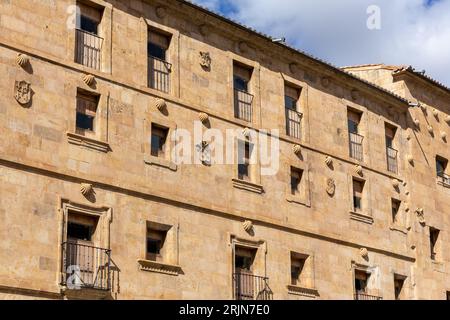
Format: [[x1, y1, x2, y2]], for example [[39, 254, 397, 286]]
[[441, 131, 447, 140], [432, 108, 439, 118], [405, 190, 410, 196], [427, 125, 434, 135], [199, 24, 209, 37], [354, 165, 363, 176], [199, 51, 211, 70], [154, 98, 166, 112], [392, 179, 400, 189], [420, 103, 427, 112], [407, 155, 414, 165], [445, 115, 450, 124], [360, 248, 369, 260], [82, 74, 95, 87], [198, 112, 209, 124], [242, 127, 251, 138], [14, 80, 32, 106], [321, 76, 330, 88], [289, 63, 299, 74], [80, 183, 94, 196], [405, 203, 410, 212], [238, 41, 250, 53], [155, 6, 166, 18], [196, 141, 211, 166], [351, 89, 359, 101], [326, 178, 336, 197], [243, 220, 253, 233], [416, 208, 425, 225], [413, 119, 420, 127], [16, 53, 30, 68], [325, 156, 333, 167], [293, 144, 302, 155]]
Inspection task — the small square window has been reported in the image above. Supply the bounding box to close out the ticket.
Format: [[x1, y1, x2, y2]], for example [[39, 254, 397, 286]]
[[151, 124, 169, 158], [146, 228, 167, 261], [290, 252, 313, 288], [76, 90, 99, 135]]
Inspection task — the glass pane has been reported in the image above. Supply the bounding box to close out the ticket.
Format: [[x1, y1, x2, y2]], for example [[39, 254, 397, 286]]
[[285, 95, 297, 110], [147, 238, 162, 254], [67, 222, 92, 241], [234, 76, 248, 92], [80, 15, 98, 34], [348, 119, 358, 133], [76, 113, 94, 131], [148, 43, 166, 60]]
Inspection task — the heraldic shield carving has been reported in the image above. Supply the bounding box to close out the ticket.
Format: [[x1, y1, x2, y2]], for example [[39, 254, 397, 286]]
[[14, 80, 32, 106]]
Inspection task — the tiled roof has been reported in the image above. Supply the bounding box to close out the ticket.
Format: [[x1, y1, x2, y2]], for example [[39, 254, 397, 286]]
[[180, 0, 411, 106], [393, 66, 450, 94]]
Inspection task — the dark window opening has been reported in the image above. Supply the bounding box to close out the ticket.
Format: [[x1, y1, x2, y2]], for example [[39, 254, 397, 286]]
[[290, 167, 303, 196], [238, 141, 251, 181], [235, 247, 256, 273], [436, 156, 447, 177], [76, 90, 99, 134], [391, 199, 401, 224], [151, 124, 169, 157], [80, 15, 98, 34], [146, 228, 167, 261], [394, 276, 405, 300], [353, 179, 364, 211], [67, 222, 93, 241], [148, 31, 170, 60], [290, 255, 306, 286], [355, 270, 369, 293], [429, 227, 440, 260]]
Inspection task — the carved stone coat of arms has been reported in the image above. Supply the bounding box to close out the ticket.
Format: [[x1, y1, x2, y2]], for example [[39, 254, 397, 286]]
[[14, 80, 32, 106]]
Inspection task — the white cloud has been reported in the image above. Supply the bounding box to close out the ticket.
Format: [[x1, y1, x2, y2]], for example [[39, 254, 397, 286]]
[[193, 0, 450, 87]]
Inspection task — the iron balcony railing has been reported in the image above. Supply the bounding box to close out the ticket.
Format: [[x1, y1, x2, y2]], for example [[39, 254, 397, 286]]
[[386, 147, 398, 174], [75, 29, 103, 70], [148, 56, 172, 93], [234, 89, 254, 122], [61, 242, 111, 291], [286, 108, 303, 139], [233, 273, 273, 300], [349, 132, 364, 162], [437, 172, 450, 187], [354, 293, 383, 300]]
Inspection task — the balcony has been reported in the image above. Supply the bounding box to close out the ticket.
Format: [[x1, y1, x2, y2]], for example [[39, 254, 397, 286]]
[[233, 273, 273, 300], [349, 132, 364, 161], [234, 89, 254, 122], [60, 242, 111, 291], [386, 147, 398, 174], [437, 172, 450, 187], [354, 293, 383, 300], [148, 56, 172, 93], [286, 108, 303, 139], [75, 29, 103, 70]]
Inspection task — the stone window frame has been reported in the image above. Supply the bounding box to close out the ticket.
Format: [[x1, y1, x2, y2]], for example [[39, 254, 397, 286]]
[[227, 54, 261, 126], [137, 218, 181, 276], [70, 0, 113, 74], [287, 249, 319, 298], [232, 134, 264, 194], [389, 197, 408, 234], [393, 272, 408, 300], [281, 75, 309, 144], [67, 87, 111, 153], [348, 174, 373, 224], [143, 112, 178, 171], [228, 233, 268, 300], [140, 18, 180, 97], [351, 261, 382, 299], [344, 100, 369, 165], [57, 198, 113, 287], [286, 162, 311, 207]]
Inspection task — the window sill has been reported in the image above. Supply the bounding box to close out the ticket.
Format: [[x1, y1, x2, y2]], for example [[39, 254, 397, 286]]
[[349, 210, 373, 224], [232, 179, 264, 194], [144, 155, 178, 171], [67, 132, 111, 153], [287, 285, 319, 298], [286, 195, 310, 207], [389, 225, 408, 234], [137, 259, 182, 276]]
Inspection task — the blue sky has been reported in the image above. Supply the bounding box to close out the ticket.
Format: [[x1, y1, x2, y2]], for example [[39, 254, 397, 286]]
[[193, 0, 450, 87]]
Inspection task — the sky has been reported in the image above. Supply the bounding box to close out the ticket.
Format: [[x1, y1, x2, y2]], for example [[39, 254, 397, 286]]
[[192, 0, 450, 87]]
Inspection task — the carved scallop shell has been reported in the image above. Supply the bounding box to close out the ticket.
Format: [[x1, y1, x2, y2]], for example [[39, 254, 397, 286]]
[[441, 131, 447, 140], [243, 220, 253, 232], [80, 183, 93, 196], [325, 156, 333, 166], [293, 144, 302, 155], [407, 155, 414, 164], [354, 165, 363, 176], [199, 112, 209, 123], [432, 108, 439, 117], [427, 125, 434, 135], [242, 127, 251, 138], [420, 103, 427, 111], [289, 63, 299, 74], [392, 179, 400, 188], [154, 98, 166, 111], [360, 248, 369, 259], [82, 74, 95, 86], [445, 115, 450, 124], [413, 119, 420, 127], [16, 53, 30, 67], [155, 6, 166, 18]]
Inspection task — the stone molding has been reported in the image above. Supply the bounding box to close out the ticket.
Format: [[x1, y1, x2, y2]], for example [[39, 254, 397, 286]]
[[232, 179, 264, 194], [137, 259, 182, 276], [144, 155, 178, 171], [287, 285, 319, 298], [349, 211, 374, 224], [67, 132, 111, 153]]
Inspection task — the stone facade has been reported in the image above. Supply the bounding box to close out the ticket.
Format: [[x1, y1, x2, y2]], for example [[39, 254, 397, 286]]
[[0, 0, 448, 300]]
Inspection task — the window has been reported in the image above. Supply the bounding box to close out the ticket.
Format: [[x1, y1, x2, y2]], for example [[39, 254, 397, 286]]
[[148, 30, 171, 92], [429, 227, 440, 261], [290, 167, 303, 196], [151, 124, 169, 158], [354, 270, 368, 294], [146, 228, 167, 261], [436, 156, 449, 186], [285, 84, 302, 139], [394, 275, 405, 300], [233, 63, 253, 122], [352, 179, 364, 211], [75, 2, 103, 70], [348, 109, 363, 161], [235, 247, 256, 273], [447, 291, 450, 300], [67, 222, 93, 241], [386, 124, 398, 173], [238, 141, 252, 181], [76, 90, 99, 135], [391, 199, 401, 224]]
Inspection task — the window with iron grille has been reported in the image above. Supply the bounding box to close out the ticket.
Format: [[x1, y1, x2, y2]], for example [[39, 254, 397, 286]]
[[348, 109, 363, 161], [76, 89, 99, 135], [436, 156, 450, 186], [233, 63, 253, 122], [385, 124, 398, 173], [151, 124, 169, 158], [75, 2, 103, 70], [285, 84, 302, 139], [148, 30, 172, 93]]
